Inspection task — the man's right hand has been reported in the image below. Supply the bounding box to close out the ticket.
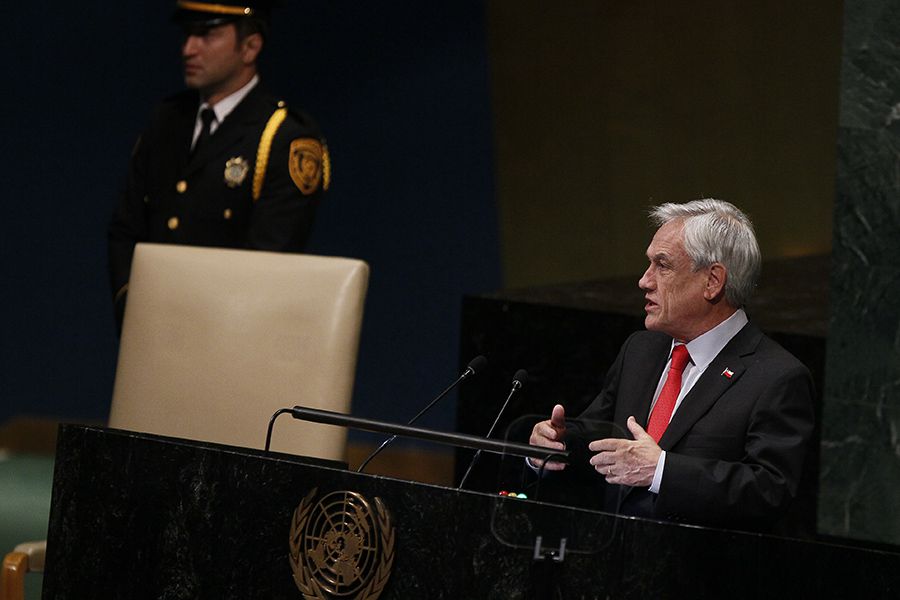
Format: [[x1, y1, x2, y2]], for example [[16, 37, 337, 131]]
[[528, 404, 567, 471]]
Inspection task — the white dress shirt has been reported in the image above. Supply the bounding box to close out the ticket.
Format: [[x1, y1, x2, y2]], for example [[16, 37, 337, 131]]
[[190, 75, 260, 149], [648, 308, 748, 493]]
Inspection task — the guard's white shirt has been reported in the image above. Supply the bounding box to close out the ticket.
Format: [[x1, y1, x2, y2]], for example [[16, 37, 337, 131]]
[[191, 75, 259, 149]]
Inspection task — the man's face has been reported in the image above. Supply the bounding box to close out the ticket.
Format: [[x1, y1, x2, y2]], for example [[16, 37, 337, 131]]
[[181, 23, 247, 97], [638, 220, 713, 341]]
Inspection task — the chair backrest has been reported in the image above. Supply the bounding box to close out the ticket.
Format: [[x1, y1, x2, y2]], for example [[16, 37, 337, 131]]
[[108, 244, 369, 461]]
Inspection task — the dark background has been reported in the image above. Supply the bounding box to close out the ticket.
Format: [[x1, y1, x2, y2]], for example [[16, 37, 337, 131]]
[[1, 2, 501, 436], [2, 1, 848, 446]]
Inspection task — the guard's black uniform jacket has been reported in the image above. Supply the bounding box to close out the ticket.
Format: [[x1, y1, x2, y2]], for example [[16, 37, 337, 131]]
[[108, 84, 328, 311]]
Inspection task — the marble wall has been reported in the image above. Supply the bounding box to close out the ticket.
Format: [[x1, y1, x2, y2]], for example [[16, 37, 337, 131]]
[[820, 0, 900, 545]]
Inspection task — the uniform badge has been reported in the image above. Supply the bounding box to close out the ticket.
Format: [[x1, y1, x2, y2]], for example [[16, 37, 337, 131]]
[[290, 488, 394, 600], [289, 138, 325, 196], [224, 156, 250, 188]]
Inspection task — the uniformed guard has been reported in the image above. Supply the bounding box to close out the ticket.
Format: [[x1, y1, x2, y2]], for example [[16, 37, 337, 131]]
[[108, 0, 329, 325]]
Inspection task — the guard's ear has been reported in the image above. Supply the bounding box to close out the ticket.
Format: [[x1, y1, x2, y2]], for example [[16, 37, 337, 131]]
[[242, 32, 263, 64], [704, 263, 727, 302]]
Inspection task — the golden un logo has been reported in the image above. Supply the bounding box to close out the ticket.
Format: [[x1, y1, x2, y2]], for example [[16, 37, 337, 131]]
[[289, 488, 395, 600]]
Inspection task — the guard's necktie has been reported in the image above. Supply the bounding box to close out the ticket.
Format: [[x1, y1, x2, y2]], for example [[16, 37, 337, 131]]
[[647, 344, 691, 442], [192, 107, 216, 155]]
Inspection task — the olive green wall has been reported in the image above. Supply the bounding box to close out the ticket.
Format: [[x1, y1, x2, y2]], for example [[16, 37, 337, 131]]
[[488, 1, 843, 287]]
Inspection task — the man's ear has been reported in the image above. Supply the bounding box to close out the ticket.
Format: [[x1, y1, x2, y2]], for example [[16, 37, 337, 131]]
[[242, 33, 263, 64], [704, 263, 727, 301]]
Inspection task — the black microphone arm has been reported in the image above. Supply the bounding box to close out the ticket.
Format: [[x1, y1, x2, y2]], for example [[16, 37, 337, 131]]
[[356, 355, 488, 473], [269, 404, 569, 464], [457, 368, 528, 490]]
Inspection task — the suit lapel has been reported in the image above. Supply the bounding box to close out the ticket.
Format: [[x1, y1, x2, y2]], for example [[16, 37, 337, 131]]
[[614, 333, 671, 511], [169, 95, 197, 172], [657, 322, 762, 449], [628, 339, 669, 429]]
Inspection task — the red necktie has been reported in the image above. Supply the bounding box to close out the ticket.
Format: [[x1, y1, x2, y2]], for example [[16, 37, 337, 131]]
[[647, 344, 691, 442]]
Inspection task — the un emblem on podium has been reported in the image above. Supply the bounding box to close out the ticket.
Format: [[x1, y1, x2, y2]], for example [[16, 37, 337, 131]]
[[289, 488, 395, 599]]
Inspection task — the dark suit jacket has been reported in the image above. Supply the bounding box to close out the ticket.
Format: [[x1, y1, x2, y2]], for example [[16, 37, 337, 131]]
[[568, 322, 815, 531], [108, 85, 325, 309]]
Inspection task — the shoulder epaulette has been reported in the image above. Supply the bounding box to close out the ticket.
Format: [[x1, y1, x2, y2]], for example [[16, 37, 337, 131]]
[[253, 105, 288, 201]]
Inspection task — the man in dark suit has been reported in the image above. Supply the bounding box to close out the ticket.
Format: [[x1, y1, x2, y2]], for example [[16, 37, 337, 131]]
[[108, 1, 328, 319], [529, 199, 814, 532]]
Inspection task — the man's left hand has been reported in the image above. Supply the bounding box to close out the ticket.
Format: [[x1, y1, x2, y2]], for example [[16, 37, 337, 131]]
[[588, 416, 661, 487]]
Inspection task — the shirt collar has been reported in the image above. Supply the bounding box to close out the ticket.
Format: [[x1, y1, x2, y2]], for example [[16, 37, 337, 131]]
[[674, 308, 748, 370], [199, 74, 259, 124]]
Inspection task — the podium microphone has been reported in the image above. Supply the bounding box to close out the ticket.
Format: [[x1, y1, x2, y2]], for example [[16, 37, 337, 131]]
[[457, 368, 527, 489], [356, 355, 488, 473]]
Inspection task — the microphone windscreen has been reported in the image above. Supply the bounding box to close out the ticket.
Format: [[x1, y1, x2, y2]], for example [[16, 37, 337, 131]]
[[512, 369, 528, 385], [467, 355, 488, 374]]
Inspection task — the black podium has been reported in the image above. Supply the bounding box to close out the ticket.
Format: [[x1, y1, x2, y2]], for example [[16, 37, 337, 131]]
[[44, 425, 898, 599]]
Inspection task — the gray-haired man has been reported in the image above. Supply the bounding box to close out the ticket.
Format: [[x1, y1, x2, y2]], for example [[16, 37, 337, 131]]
[[529, 199, 814, 531]]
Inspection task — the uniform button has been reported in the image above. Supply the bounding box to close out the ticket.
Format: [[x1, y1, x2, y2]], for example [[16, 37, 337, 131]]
[[176, 180, 188, 193], [277, 100, 286, 108], [223, 208, 232, 220], [143, 195, 150, 203], [167, 217, 179, 230]]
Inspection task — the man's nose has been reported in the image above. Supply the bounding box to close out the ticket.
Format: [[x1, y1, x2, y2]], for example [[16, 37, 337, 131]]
[[182, 35, 201, 56], [638, 267, 652, 290]]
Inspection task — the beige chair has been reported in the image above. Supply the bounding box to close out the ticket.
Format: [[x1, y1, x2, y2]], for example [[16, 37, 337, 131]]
[[1, 243, 369, 598], [109, 243, 369, 459]]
